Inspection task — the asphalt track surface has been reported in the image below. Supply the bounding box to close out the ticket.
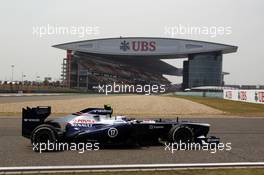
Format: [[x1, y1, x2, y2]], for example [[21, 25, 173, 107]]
[[0, 117, 264, 167]]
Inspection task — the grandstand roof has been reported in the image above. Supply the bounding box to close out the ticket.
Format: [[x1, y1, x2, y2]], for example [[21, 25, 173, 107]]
[[53, 37, 237, 58]]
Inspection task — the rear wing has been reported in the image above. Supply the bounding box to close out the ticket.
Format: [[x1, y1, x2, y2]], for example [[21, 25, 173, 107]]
[[22, 106, 51, 138]]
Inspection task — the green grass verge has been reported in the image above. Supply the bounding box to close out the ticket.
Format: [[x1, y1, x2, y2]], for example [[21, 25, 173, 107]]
[[174, 95, 264, 116], [19, 168, 264, 175]]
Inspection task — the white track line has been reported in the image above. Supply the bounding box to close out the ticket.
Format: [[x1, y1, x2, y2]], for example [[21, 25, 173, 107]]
[[1, 162, 264, 173]]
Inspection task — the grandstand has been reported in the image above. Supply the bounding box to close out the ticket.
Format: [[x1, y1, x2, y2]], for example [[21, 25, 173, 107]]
[[54, 37, 238, 91], [61, 51, 171, 91]]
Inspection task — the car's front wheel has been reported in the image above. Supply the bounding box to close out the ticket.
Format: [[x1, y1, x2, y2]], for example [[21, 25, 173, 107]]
[[168, 125, 194, 143]]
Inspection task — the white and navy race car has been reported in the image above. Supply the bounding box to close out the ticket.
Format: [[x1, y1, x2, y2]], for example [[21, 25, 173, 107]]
[[22, 105, 218, 148]]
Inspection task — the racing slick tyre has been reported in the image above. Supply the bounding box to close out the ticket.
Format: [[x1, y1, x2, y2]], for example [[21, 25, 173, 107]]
[[168, 125, 194, 143], [30, 124, 58, 152]]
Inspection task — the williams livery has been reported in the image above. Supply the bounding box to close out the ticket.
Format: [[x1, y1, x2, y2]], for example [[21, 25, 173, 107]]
[[22, 105, 219, 149]]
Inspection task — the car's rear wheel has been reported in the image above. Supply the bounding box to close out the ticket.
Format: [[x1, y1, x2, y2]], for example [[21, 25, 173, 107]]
[[31, 124, 58, 152], [168, 125, 194, 143]]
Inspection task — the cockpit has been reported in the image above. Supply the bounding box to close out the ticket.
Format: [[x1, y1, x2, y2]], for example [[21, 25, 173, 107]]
[[71, 105, 128, 124]]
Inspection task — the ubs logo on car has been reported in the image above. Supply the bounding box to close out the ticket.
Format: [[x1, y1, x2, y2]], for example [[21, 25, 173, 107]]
[[108, 128, 118, 138], [120, 40, 156, 52]]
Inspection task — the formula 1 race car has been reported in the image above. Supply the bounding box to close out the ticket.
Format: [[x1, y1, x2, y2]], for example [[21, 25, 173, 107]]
[[22, 105, 219, 150]]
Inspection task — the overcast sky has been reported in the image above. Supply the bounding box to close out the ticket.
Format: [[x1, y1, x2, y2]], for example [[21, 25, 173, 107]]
[[0, 0, 263, 85]]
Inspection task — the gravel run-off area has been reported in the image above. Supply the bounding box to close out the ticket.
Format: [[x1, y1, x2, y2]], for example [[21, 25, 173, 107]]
[[0, 95, 224, 117]]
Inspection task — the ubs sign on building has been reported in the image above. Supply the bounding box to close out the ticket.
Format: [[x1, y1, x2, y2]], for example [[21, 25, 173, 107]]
[[53, 37, 238, 89]]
